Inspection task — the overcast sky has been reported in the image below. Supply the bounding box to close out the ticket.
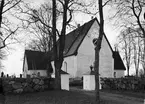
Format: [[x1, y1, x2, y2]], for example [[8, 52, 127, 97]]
[[1, 0, 133, 76]]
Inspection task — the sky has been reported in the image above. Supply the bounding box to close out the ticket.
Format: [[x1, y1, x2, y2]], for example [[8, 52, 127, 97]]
[[1, 0, 134, 76]]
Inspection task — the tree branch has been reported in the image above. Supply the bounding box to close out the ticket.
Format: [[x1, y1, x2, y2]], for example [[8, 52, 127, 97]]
[[0, 27, 19, 49], [2, 0, 22, 14]]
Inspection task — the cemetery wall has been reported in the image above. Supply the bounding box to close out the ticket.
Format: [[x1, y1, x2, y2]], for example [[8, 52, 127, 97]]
[[1, 77, 54, 94]]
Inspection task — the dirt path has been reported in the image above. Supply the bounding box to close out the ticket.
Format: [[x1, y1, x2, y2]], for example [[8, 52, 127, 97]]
[[70, 87, 144, 104]]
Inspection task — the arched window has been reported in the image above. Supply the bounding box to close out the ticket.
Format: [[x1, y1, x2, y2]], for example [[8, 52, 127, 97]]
[[114, 72, 116, 78], [64, 62, 67, 72]]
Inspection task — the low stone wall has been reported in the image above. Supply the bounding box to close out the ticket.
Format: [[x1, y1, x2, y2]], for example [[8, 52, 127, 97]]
[[2, 77, 54, 94], [101, 77, 145, 91]]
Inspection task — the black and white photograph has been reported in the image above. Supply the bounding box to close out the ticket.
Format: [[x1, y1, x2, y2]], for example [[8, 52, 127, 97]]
[[0, 0, 145, 104]]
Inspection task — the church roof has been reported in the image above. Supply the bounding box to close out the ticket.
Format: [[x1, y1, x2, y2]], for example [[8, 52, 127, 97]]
[[62, 18, 114, 57], [61, 18, 125, 70], [62, 18, 96, 57], [23, 18, 126, 71], [113, 51, 126, 70], [23, 50, 52, 71]]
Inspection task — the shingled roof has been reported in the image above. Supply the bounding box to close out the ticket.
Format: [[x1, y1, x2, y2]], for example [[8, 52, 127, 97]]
[[113, 51, 126, 70], [23, 50, 52, 71]]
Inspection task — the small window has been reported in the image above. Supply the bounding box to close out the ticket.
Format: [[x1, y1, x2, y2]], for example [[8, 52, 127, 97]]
[[64, 62, 67, 72], [114, 72, 116, 78]]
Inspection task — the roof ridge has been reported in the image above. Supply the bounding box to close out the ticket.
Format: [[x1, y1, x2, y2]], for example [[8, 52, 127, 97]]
[[64, 18, 96, 56], [65, 23, 87, 55]]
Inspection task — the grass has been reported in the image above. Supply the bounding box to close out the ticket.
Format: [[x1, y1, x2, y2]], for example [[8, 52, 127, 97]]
[[101, 89, 145, 99], [3, 88, 144, 104], [4, 90, 99, 104]]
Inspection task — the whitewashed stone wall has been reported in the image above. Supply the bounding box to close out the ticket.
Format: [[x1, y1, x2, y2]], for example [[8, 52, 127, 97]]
[[77, 21, 114, 78], [114, 70, 124, 78], [52, 20, 114, 79], [51, 56, 77, 78], [99, 36, 114, 78], [61, 74, 69, 90], [83, 75, 95, 90], [77, 21, 99, 77], [23, 56, 28, 78], [26, 70, 47, 77], [61, 56, 77, 78]]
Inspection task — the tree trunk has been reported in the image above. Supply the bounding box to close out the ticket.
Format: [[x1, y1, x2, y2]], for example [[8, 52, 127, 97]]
[[52, 0, 68, 90], [0, 0, 4, 28], [94, 45, 100, 103], [94, 0, 104, 103], [127, 66, 129, 76], [143, 39, 145, 76], [52, 0, 61, 90], [54, 60, 62, 90]]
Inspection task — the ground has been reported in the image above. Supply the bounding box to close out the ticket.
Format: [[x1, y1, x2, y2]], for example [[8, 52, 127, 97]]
[[0, 94, 4, 104], [0, 87, 144, 104]]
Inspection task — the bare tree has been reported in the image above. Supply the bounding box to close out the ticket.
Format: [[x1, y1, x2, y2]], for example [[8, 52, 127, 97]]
[[132, 34, 141, 77], [15, 1, 95, 52], [16, 0, 98, 90], [52, 0, 110, 101], [13, 3, 53, 52], [117, 28, 134, 76], [26, 37, 51, 52], [0, 0, 22, 72], [109, 0, 145, 37], [0, 49, 5, 69], [140, 38, 145, 76], [93, 0, 111, 103], [0, 0, 22, 49]]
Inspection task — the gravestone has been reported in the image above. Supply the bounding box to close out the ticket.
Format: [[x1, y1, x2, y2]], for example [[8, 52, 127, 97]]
[[20, 74, 22, 78], [1, 72, 4, 78]]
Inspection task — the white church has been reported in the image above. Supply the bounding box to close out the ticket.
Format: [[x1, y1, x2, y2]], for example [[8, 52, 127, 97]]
[[23, 18, 126, 79]]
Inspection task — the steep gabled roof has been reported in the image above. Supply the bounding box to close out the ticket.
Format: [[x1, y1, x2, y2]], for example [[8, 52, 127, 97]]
[[113, 51, 126, 70], [23, 50, 52, 70], [63, 18, 96, 57], [61, 18, 125, 70], [62, 17, 114, 57], [23, 18, 126, 71]]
